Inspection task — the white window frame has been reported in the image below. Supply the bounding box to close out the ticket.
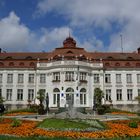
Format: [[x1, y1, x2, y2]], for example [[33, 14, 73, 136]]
[[127, 89, 133, 101], [6, 89, 12, 101], [28, 74, 34, 83], [28, 89, 34, 101], [116, 74, 121, 83], [105, 89, 111, 101], [40, 74, 46, 83], [116, 89, 122, 101], [17, 89, 23, 101], [7, 74, 13, 83], [18, 74, 24, 83], [126, 74, 132, 83], [94, 74, 100, 83], [105, 74, 111, 83]]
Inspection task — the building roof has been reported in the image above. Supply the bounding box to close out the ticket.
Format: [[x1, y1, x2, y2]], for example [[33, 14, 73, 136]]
[[0, 37, 140, 69]]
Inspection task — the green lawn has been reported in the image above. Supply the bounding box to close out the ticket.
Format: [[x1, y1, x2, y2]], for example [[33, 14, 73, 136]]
[[38, 118, 91, 129]]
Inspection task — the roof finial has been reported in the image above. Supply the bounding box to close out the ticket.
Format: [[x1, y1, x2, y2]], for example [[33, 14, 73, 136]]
[[68, 28, 71, 37]]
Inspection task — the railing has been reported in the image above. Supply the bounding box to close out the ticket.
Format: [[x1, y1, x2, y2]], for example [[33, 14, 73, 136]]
[[37, 60, 103, 68]]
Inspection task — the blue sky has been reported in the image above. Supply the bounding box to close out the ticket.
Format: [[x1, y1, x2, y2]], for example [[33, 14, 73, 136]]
[[0, 0, 140, 52]]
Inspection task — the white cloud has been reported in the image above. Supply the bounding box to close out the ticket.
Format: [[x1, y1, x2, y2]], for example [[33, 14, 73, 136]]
[[0, 11, 72, 52], [37, 27, 72, 51], [37, 0, 140, 52], [0, 11, 31, 51]]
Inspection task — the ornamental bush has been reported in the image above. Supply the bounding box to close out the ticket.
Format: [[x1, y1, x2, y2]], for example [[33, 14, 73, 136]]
[[128, 121, 138, 128], [11, 118, 22, 127]]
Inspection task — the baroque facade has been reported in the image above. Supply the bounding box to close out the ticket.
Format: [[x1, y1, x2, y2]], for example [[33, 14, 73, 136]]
[[0, 37, 140, 111]]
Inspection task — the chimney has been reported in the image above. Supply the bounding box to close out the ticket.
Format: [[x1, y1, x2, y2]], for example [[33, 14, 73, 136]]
[[138, 47, 140, 54]]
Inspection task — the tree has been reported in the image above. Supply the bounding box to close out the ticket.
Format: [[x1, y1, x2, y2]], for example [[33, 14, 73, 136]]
[[94, 88, 104, 107], [36, 89, 45, 115], [135, 96, 140, 104]]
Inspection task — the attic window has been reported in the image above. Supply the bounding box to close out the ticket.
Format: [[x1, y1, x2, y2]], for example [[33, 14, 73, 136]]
[[107, 56, 113, 60], [0, 62, 4, 66], [5, 56, 13, 60], [26, 56, 32, 60], [67, 51, 73, 54], [115, 62, 120, 66], [125, 62, 130, 66], [9, 62, 14, 66], [105, 62, 110, 66], [136, 63, 140, 67], [127, 57, 133, 60], [30, 62, 35, 66], [19, 62, 24, 66]]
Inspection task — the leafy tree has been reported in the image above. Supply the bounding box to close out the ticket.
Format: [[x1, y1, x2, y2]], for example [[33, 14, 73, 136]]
[[36, 89, 45, 115], [37, 89, 45, 105], [94, 88, 104, 107], [135, 95, 140, 104]]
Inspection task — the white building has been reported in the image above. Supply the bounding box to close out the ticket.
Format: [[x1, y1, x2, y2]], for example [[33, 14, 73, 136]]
[[0, 37, 140, 111]]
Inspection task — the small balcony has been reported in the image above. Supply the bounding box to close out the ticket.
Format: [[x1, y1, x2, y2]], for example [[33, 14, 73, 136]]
[[80, 80, 88, 83], [52, 80, 60, 82]]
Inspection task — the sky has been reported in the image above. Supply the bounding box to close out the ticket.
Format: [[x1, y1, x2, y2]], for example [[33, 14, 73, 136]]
[[0, 0, 140, 52]]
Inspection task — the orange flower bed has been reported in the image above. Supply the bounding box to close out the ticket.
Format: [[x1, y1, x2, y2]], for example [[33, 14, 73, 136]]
[[111, 112, 137, 116], [0, 119, 140, 139], [4, 112, 37, 116]]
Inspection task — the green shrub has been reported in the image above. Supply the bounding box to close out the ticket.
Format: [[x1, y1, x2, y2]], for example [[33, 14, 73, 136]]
[[77, 107, 86, 114], [128, 121, 138, 128], [38, 104, 45, 115], [97, 106, 105, 115], [11, 118, 22, 127]]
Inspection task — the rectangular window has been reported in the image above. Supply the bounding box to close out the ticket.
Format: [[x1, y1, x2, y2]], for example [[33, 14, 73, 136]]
[[28, 89, 34, 101], [116, 74, 121, 83], [53, 72, 60, 81], [105, 74, 111, 83], [6, 89, 12, 101], [65, 72, 74, 81], [0, 89, 2, 97], [53, 94, 56, 104], [127, 89, 133, 101], [40, 74, 46, 83], [126, 74, 132, 83], [137, 74, 140, 83], [7, 74, 13, 83], [116, 89, 122, 101], [17, 89, 23, 101], [105, 89, 111, 101], [138, 89, 140, 96], [94, 74, 100, 83], [0, 74, 2, 83], [18, 74, 24, 83], [28, 74, 34, 83], [80, 72, 86, 81]]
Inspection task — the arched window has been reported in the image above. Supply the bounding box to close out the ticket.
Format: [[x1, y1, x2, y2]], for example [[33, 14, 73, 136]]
[[19, 62, 24, 66], [9, 62, 14, 66], [5, 56, 13, 60], [26, 56, 32, 60], [53, 88, 60, 106], [105, 62, 110, 66], [115, 62, 120, 66], [66, 88, 74, 92], [136, 63, 140, 67], [30, 62, 35, 66], [80, 88, 86, 92], [107, 56, 113, 60], [53, 88, 60, 92], [0, 62, 4, 66], [125, 62, 130, 67], [80, 88, 86, 105]]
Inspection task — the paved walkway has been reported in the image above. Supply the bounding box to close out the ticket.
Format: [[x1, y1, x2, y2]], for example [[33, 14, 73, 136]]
[[2, 113, 138, 121]]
